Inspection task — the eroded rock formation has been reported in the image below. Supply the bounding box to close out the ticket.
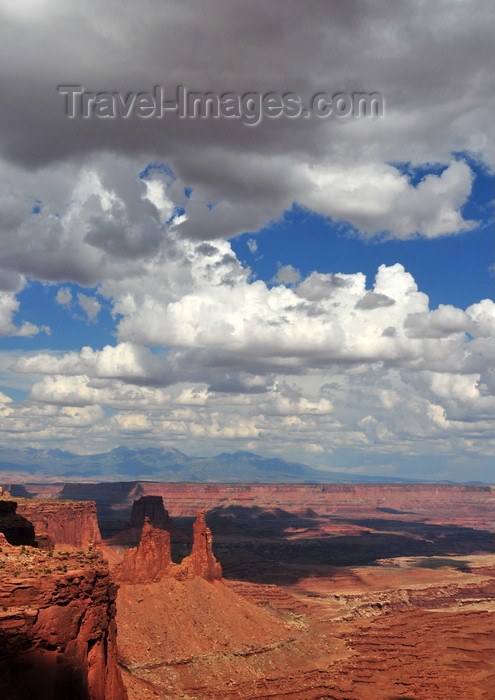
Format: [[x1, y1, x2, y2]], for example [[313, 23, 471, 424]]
[[115, 495, 188, 545], [92, 482, 495, 530], [179, 509, 223, 580], [119, 509, 221, 584], [129, 495, 170, 530], [0, 542, 127, 700], [120, 518, 174, 583], [116, 552, 495, 699], [16, 500, 101, 549]]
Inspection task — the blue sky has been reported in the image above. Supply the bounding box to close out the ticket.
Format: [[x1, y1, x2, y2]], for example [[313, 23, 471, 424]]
[[234, 164, 493, 311], [5, 159, 492, 356], [0, 0, 493, 482]]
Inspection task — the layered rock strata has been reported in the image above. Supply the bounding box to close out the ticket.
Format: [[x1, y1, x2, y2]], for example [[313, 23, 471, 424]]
[[0, 541, 127, 700], [46, 482, 494, 534], [119, 518, 174, 583], [117, 554, 495, 699], [16, 499, 101, 549]]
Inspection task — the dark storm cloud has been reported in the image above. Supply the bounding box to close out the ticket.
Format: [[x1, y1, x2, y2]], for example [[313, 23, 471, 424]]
[[0, 1, 491, 174], [0, 0, 489, 270]]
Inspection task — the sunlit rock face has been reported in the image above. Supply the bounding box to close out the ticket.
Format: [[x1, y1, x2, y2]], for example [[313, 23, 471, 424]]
[[16, 500, 102, 549], [119, 510, 222, 584], [119, 517, 174, 583], [0, 542, 127, 700], [178, 509, 223, 581]]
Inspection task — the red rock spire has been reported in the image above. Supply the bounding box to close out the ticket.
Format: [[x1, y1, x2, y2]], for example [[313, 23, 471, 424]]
[[119, 510, 222, 583], [120, 517, 173, 583], [182, 509, 222, 580]]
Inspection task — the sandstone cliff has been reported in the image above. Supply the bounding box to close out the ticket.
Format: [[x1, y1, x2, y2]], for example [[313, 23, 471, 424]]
[[141, 483, 495, 528], [0, 541, 127, 700], [16, 499, 102, 549], [13, 482, 493, 534]]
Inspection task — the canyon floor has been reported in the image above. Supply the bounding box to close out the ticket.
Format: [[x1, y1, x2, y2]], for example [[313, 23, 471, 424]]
[[116, 555, 494, 699], [98, 484, 494, 699], [1, 483, 493, 698]]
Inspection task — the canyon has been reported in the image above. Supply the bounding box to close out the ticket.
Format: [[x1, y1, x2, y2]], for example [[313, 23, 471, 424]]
[[10, 481, 490, 529], [0, 483, 493, 698], [0, 534, 127, 699]]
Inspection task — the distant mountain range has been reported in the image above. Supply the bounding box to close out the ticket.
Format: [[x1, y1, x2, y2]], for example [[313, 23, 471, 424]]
[[0, 445, 460, 484]]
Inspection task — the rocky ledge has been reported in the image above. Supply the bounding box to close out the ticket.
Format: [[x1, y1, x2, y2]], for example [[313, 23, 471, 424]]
[[16, 499, 102, 549], [0, 528, 127, 699]]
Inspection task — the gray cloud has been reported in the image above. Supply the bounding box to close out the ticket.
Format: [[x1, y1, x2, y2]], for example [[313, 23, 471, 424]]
[[0, 0, 491, 247], [0, 1, 493, 477], [356, 292, 395, 310]]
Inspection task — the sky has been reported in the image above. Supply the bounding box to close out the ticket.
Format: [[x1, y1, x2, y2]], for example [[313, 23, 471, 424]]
[[0, 0, 493, 482]]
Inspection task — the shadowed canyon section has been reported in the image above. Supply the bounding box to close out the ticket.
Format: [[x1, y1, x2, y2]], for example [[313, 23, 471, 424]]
[[21, 482, 492, 584], [0, 483, 493, 698], [109, 489, 494, 698], [0, 498, 36, 546]]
